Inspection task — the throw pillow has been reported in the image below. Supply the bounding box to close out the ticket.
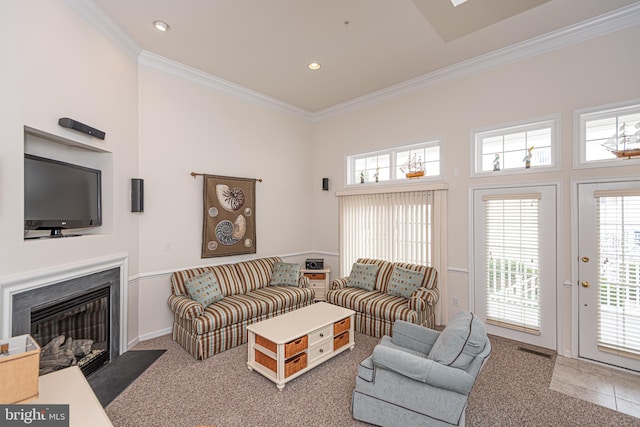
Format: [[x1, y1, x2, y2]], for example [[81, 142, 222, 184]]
[[269, 262, 300, 287], [184, 271, 224, 308], [387, 266, 424, 298], [428, 310, 487, 369], [347, 263, 379, 291]]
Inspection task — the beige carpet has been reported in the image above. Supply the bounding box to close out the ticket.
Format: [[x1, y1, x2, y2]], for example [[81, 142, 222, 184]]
[[106, 333, 640, 427]]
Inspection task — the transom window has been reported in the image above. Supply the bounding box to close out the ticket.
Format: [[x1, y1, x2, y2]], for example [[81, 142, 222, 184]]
[[348, 141, 440, 185], [575, 101, 640, 168], [472, 117, 558, 176]]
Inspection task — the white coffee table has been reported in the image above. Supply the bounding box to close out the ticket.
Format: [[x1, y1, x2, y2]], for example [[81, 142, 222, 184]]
[[247, 302, 355, 390]]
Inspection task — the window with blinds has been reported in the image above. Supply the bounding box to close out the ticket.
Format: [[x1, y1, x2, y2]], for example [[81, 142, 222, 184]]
[[483, 194, 541, 334], [595, 190, 640, 357], [339, 190, 432, 276]]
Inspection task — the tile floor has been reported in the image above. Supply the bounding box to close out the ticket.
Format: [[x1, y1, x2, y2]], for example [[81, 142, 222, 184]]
[[550, 356, 640, 418]]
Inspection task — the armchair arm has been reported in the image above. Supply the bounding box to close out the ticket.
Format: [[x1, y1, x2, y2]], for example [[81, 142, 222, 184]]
[[168, 294, 203, 319], [372, 344, 476, 395], [298, 274, 310, 288], [408, 287, 439, 312], [330, 277, 348, 290], [392, 320, 440, 354]]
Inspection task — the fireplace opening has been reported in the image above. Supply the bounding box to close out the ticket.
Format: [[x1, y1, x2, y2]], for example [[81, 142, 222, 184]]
[[30, 286, 110, 376]]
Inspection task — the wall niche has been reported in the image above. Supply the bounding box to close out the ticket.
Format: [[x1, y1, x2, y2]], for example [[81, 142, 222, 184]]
[[23, 126, 113, 240]]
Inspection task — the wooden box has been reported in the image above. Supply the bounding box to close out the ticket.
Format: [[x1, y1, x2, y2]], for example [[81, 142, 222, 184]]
[[0, 334, 41, 404]]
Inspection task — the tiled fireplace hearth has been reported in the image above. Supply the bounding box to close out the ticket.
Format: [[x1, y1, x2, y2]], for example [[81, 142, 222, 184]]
[[0, 254, 128, 375]]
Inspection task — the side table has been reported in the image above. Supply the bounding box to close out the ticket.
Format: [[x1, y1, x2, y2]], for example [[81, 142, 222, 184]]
[[301, 268, 330, 302]]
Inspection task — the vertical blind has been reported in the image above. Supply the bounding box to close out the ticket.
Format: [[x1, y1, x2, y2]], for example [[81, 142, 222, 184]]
[[339, 190, 432, 276], [595, 190, 640, 358], [483, 193, 541, 334]]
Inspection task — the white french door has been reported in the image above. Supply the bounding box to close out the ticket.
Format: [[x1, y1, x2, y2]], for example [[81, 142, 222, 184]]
[[472, 185, 557, 349], [578, 181, 640, 371]]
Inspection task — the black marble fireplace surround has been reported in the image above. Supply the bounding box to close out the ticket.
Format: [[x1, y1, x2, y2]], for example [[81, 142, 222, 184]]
[[11, 267, 120, 375]]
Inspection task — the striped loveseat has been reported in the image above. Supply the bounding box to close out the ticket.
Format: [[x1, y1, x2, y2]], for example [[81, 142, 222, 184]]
[[168, 257, 315, 360], [326, 258, 439, 338]]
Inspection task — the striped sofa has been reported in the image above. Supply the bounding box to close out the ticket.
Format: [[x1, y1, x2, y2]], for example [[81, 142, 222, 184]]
[[326, 258, 439, 338], [168, 257, 315, 360]]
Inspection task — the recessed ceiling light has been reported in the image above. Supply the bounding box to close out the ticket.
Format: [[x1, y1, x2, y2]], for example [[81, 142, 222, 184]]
[[308, 62, 321, 70], [451, 0, 468, 6], [153, 20, 170, 32]]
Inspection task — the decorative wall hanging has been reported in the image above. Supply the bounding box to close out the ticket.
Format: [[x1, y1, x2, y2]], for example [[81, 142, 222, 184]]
[[192, 172, 261, 258]]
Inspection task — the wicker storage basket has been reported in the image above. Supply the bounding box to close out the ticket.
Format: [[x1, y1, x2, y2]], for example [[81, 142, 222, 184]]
[[333, 331, 350, 351], [333, 317, 350, 336], [0, 334, 41, 404], [284, 336, 307, 358], [255, 349, 277, 372], [284, 353, 307, 378]]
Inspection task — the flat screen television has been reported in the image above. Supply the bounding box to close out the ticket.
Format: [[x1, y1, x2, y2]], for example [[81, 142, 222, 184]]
[[24, 154, 102, 238]]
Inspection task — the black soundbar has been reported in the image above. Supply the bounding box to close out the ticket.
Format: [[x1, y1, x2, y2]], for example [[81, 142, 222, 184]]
[[58, 117, 106, 140]]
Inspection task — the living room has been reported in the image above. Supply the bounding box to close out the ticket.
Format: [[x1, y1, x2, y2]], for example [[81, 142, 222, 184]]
[[1, 0, 640, 425]]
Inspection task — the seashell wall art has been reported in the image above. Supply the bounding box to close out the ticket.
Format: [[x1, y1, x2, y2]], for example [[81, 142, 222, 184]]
[[201, 174, 257, 258]]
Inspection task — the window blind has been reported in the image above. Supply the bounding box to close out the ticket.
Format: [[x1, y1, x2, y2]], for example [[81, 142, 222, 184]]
[[595, 192, 640, 358], [339, 190, 432, 276], [484, 195, 541, 334]]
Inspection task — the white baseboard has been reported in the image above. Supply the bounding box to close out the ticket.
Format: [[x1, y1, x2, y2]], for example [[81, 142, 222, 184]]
[[126, 337, 139, 351], [138, 327, 172, 342]]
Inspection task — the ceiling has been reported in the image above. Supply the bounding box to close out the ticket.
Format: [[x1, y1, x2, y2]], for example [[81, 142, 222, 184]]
[[91, 0, 639, 113]]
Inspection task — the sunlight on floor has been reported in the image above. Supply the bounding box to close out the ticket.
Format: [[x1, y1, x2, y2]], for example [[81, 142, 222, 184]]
[[550, 356, 640, 419]]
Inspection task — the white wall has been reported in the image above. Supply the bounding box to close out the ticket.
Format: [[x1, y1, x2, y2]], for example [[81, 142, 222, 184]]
[[3, 1, 639, 353], [0, 0, 140, 342], [0, 0, 316, 344], [135, 64, 314, 338], [311, 26, 640, 354]]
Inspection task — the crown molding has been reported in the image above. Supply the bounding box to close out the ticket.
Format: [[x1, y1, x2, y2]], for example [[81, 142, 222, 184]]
[[312, 3, 640, 121], [67, 0, 639, 122], [137, 51, 313, 120], [64, 0, 141, 59]]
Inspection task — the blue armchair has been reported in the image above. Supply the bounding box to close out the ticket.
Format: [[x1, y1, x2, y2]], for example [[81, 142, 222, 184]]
[[351, 311, 491, 427]]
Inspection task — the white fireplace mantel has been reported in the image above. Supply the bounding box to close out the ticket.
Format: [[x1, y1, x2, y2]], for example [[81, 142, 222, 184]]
[[0, 253, 128, 352]]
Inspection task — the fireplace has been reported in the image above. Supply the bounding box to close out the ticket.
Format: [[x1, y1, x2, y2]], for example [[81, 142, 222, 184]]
[[31, 286, 110, 376], [10, 266, 121, 376]]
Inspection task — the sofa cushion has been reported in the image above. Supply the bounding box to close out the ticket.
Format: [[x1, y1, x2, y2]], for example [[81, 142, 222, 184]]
[[171, 264, 243, 297], [387, 266, 424, 298], [355, 258, 395, 293], [361, 293, 419, 324], [393, 262, 438, 291], [184, 272, 224, 308], [347, 263, 379, 291], [326, 287, 377, 312], [235, 257, 280, 292], [428, 311, 487, 369], [269, 262, 300, 287], [192, 286, 315, 334]]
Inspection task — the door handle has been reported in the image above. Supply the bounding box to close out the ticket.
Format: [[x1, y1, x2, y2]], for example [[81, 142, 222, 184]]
[[581, 281, 591, 288], [581, 256, 590, 263]]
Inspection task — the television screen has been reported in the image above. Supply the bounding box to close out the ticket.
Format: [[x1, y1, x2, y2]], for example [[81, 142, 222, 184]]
[[24, 154, 102, 237]]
